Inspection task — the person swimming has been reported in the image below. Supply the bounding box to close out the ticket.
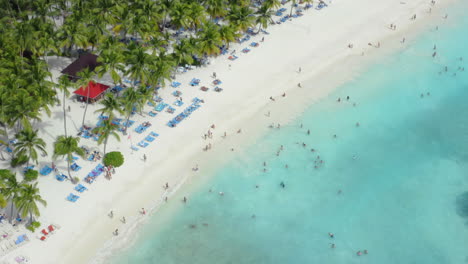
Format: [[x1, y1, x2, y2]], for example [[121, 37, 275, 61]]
[[280, 182, 285, 188]]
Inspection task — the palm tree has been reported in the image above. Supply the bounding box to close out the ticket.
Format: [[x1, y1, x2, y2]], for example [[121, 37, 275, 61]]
[[119, 88, 143, 133], [170, 2, 191, 30], [53, 135, 85, 183], [95, 47, 125, 87], [124, 43, 152, 88], [263, 0, 281, 10], [204, 0, 228, 19], [256, 5, 274, 33], [149, 52, 174, 88], [172, 38, 195, 67], [13, 20, 34, 65], [93, 119, 120, 155], [15, 182, 47, 223], [1, 170, 22, 223], [76, 68, 96, 128], [56, 17, 88, 55], [219, 25, 240, 49], [289, 0, 297, 16], [227, 6, 255, 32], [196, 22, 223, 56], [159, 0, 176, 32], [95, 93, 123, 119], [8, 90, 42, 132], [14, 127, 47, 166], [186, 3, 206, 30]]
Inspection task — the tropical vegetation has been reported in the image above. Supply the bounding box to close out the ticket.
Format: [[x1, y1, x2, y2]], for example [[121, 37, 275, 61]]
[[0, 0, 307, 222]]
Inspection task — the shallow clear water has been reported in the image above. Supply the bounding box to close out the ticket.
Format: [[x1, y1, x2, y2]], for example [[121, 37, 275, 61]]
[[113, 4, 468, 264]]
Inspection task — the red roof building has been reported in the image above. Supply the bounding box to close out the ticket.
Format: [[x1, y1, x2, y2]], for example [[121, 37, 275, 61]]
[[74, 81, 110, 101]]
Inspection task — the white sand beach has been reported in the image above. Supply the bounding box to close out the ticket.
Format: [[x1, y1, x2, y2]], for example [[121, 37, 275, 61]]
[[0, 0, 457, 263]]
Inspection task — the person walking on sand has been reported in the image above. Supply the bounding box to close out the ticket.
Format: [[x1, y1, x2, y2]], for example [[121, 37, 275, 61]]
[[121, 217, 126, 224], [114, 229, 119, 236], [183, 197, 187, 203], [109, 211, 114, 218], [143, 154, 147, 162], [298, 67, 301, 73], [141, 208, 146, 215]]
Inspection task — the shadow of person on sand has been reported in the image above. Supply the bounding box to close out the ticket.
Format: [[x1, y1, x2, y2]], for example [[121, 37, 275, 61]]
[[455, 192, 468, 226]]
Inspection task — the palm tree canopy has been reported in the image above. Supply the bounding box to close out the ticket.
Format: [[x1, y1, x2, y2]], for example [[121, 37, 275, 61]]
[[16, 182, 47, 219], [14, 127, 47, 165], [53, 135, 85, 162]]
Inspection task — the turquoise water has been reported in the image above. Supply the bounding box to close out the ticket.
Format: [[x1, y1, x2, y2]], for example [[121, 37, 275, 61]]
[[113, 5, 468, 264]]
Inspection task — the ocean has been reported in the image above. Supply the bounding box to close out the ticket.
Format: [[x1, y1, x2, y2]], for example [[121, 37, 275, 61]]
[[111, 3, 468, 264]]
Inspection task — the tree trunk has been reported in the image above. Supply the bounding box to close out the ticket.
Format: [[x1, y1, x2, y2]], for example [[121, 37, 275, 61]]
[[67, 156, 74, 184], [9, 198, 15, 224], [124, 114, 131, 135], [63, 91, 68, 137], [81, 85, 90, 127], [103, 137, 108, 156]]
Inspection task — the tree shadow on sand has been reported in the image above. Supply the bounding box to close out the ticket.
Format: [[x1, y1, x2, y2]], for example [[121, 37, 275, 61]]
[[456, 192, 468, 226]]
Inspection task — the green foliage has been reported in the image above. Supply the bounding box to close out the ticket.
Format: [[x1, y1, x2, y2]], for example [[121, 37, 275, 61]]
[[103, 151, 124, 168], [26, 221, 41, 232], [11, 154, 28, 168], [24, 169, 39, 182]]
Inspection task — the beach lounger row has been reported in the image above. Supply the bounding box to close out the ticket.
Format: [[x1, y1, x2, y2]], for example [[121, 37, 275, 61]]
[[172, 90, 182, 97], [167, 100, 202, 127], [214, 87, 223, 92], [149, 111, 158, 117], [137, 132, 159, 148], [67, 193, 80, 202], [40, 165, 53, 176], [250, 42, 259, 47], [74, 184, 87, 193], [135, 123, 151, 134], [84, 163, 105, 183], [238, 35, 250, 43], [228, 55, 238, 61]]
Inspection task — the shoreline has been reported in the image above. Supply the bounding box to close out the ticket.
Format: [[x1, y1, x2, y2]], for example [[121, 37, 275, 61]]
[[2, 0, 459, 263], [90, 1, 460, 262]]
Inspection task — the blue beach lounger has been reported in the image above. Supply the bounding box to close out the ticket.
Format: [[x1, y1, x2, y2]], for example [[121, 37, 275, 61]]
[[56, 174, 67, 181], [145, 136, 155, 142], [138, 141, 149, 148], [171, 81, 181, 88], [150, 132, 159, 137], [40, 165, 53, 176], [131, 145, 139, 151], [75, 184, 88, 193]]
